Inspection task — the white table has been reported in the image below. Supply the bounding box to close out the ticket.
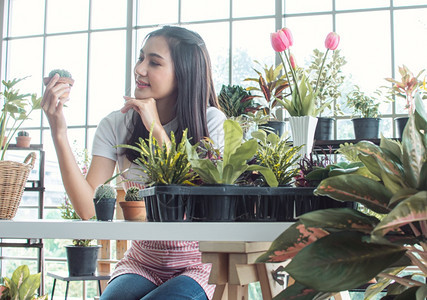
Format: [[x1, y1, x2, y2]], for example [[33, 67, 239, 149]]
[[0, 219, 292, 241]]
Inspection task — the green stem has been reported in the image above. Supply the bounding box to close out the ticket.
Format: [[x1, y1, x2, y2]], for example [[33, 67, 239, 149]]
[[314, 49, 330, 94], [283, 51, 302, 107], [279, 52, 293, 94], [378, 272, 423, 287]]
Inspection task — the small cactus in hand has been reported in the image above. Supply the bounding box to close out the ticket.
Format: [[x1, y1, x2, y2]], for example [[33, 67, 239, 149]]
[[94, 184, 117, 201], [125, 186, 142, 201], [17, 130, 29, 137], [48, 69, 72, 78]]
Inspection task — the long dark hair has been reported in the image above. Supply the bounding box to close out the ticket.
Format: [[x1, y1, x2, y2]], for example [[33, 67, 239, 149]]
[[124, 26, 219, 162]]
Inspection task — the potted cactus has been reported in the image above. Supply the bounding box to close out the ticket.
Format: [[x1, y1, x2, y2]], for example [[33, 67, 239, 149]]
[[16, 130, 31, 147], [43, 69, 74, 99], [93, 180, 117, 221], [119, 186, 146, 221]]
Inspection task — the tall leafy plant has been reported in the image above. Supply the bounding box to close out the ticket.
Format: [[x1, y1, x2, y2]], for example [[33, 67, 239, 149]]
[[257, 94, 427, 299], [186, 119, 278, 187]]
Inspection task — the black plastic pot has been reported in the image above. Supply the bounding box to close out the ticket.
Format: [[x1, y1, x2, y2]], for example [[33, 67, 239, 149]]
[[352, 118, 381, 139], [395, 116, 409, 139], [259, 121, 286, 137], [65, 245, 100, 276], [93, 198, 116, 221], [156, 193, 187, 222], [314, 117, 334, 140]]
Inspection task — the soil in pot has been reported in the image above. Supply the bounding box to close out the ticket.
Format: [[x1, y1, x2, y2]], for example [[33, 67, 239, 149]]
[[65, 245, 100, 276]]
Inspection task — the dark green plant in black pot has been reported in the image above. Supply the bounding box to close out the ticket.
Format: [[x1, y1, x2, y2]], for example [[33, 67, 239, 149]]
[[256, 94, 427, 300]]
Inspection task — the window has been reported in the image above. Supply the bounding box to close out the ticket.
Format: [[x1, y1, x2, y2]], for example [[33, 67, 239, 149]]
[[1, 0, 427, 297]]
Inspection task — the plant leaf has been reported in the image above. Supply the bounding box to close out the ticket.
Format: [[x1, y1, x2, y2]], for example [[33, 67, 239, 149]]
[[372, 191, 427, 237], [256, 221, 329, 263], [284, 231, 406, 292], [299, 208, 379, 233], [273, 281, 324, 300], [402, 115, 425, 188], [314, 174, 392, 214]]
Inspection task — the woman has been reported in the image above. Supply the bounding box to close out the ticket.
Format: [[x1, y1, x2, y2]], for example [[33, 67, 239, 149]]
[[42, 26, 226, 300]]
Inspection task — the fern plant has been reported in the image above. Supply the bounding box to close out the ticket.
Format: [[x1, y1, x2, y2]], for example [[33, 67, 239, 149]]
[[118, 129, 197, 185]]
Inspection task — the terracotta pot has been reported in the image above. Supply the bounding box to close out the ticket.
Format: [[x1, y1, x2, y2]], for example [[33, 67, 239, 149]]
[[43, 76, 75, 99], [119, 201, 146, 221], [2, 136, 7, 148], [16, 136, 31, 148]]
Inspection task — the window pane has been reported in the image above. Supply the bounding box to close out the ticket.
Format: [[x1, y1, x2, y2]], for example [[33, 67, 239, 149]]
[[91, 0, 127, 29], [88, 30, 126, 125], [136, 0, 178, 26], [284, 0, 332, 14], [232, 18, 275, 86], [44, 33, 89, 126], [337, 11, 391, 93], [46, 0, 89, 33], [5, 37, 43, 128], [184, 23, 230, 93], [233, 0, 275, 18], [284, 15, 333, 68], [181, 0, 229, 22], [8, 0, 45, 36], [394, 0, 427, 6], [394, 8, 427, 114], [335, 0, 389, 10]]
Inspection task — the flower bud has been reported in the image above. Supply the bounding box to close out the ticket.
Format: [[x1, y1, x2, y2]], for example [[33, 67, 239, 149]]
[[290, 53, 297, 70], [325, 32, 340, 50], [271, 30, 290, 52], [281, 27, 294, 47]]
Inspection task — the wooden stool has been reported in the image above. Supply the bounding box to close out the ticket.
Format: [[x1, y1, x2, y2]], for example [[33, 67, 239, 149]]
[[47, 272, 110, 300], [199, 241, 287, 300]]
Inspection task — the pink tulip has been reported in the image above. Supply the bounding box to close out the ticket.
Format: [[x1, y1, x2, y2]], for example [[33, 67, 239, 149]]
[[290, 53, 297, 70], [281, 27, 294, 47], [271, 30, 290, 52], [325, 32, 340, 50]]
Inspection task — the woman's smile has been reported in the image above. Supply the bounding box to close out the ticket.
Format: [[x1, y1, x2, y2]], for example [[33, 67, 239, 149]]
[[136, 79, 150, 89]]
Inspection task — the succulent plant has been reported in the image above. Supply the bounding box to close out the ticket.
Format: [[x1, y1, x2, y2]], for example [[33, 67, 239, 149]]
[[94, 184, 117, 200], [125, 186, 142, 201], [48, 69, 72, 78], [17, 130, 29, 136]]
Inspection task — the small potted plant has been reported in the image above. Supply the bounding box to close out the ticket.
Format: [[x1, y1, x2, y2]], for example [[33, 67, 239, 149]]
[[0, 265, 47, 299], [244, 62, 289, 136], [43, 69, 74, 99], [60, 196, 100, 276], [16, 130, 31, 147], [93, 181, 118, 221], [119, 186, 146, 221], [346, 85, 383, 139]]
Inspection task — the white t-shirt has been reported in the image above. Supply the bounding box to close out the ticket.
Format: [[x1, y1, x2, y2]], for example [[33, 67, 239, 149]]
[[92, 106, 226, 183]]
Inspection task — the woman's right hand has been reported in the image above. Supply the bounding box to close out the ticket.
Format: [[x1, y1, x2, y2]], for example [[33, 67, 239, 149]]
[[41, 73, 72, 137]]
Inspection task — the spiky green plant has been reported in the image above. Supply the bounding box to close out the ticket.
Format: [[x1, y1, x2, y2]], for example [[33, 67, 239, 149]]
[[257, 94, 427, 299], [125, 186, 142, 201], [48, 69, 72, 78], [251, 130, 301, 186], [117, 129, 197, 185], [94, 184, 117, 200]]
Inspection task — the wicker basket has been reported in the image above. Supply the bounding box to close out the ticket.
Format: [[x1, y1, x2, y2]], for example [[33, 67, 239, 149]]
[[0, 152, 37, 219]]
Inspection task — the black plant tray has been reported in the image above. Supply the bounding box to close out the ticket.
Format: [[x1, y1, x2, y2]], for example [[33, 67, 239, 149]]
[[139, 185, 356, 222]]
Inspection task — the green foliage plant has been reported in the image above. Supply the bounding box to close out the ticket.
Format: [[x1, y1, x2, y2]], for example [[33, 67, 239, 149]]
[[307, 49, 347, 116], [256, 94, 427, 299], [217, 84, 258, 118], [0, 265, 47, 300], [244, 62, 289, 121], [0, 77, 42, 160], [117, 128, 197, 186], [346, 85, 383, 118], [251, 130, 301, 186], [186, 119, 278, 187], [124, 186, 142, 201]]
